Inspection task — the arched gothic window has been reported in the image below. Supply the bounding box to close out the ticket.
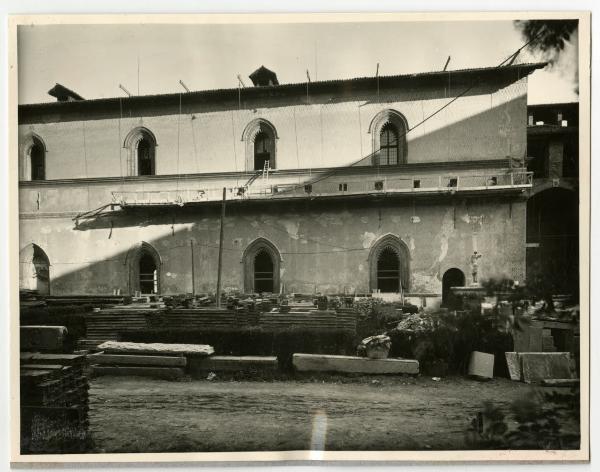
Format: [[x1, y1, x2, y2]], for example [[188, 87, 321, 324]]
[[242, 238, 282, 294], [242, 119, 278, 171], [368, 234, 410, 293], [21, 134, 47, 181], [369, 110, 408, 166], [124, 127, 157, 176]]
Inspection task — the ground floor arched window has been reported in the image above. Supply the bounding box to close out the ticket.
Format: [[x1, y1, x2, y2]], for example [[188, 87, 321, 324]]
[[368, 235, 410, 293], [243, 238, 281, 294], [19, 243, 50, 295]]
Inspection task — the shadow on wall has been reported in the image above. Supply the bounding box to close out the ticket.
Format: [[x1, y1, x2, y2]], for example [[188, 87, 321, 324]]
[[330, 95, 526, 169]]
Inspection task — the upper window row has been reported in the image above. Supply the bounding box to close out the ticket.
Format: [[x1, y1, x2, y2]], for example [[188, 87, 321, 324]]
[[21, 110, 408, 181]]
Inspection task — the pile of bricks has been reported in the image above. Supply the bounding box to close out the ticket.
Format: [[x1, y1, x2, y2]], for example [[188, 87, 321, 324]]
[[20, 353, 90, 454]]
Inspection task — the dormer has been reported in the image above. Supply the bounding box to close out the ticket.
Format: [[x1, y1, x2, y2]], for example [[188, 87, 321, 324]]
[[249, 66, 279, 87], [47, 83, 84, 102]]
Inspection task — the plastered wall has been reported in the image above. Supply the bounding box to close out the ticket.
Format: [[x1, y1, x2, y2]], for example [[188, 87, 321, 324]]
[[18, 79, 528, 179], [19, 197, 526, 296]]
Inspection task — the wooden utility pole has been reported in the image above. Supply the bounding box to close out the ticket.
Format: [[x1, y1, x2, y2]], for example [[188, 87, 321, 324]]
[[190, 239, 195, 297], [215, 187, 227, 307]]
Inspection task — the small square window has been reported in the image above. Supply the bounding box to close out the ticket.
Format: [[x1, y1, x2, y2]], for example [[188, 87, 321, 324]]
[[304, 184, 312, 194], [374, 181, 384, 191], [339, 183, 348, 191], [448, 178, 458, 188], [413, 180, 421, 189]]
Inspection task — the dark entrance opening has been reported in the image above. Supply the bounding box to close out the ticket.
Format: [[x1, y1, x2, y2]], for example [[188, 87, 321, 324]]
[[139, 253, 158, 294], [254, 132, 271, 171], [526, 188, 578, 297], [254, 250, 274, 293], [31, 142, 45, 180], [377, 247, 400, 292], [442, 268, 466, 308], [138, 138, 155, 176]]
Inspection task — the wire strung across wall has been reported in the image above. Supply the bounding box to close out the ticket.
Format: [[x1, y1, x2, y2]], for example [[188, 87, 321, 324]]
[[270, 33, 543, 195]]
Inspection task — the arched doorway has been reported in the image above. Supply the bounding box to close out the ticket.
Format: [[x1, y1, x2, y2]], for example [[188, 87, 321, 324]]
[[526, 188, 578, 296], [442, 268, 465, 308], [139, 253, 158, 294], [243, 238, 281, 294], [377, 247, 400, 292], [19, 244, 50, 295], [368, 235, 410, 293], [129, 242, 161, 295], [254, 250, 275, 293]]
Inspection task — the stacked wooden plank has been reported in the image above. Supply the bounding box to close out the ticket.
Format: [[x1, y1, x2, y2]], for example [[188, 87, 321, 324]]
[[78, 307, 155, 350], [259, 309, 357, 331], [148, 308, 239, 330], [20, 353, 90, 453], [45, 295, 128, 306]]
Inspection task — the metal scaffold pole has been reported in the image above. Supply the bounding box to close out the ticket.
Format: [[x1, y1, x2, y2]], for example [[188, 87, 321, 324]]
[[216, 187, 227, 307]]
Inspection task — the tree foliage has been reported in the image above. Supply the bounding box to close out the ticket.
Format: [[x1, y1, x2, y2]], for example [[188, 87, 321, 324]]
[[515, 20, 578, 57]]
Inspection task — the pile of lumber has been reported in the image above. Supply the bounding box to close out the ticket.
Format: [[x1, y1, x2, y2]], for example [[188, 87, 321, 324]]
[[78, 307, 155, 350], [45, 295, 129, 306], [90, 341, 214, 380], [20, 353, 90, 453], [148, 308, 239, 330], [259, 309, 358, 331]]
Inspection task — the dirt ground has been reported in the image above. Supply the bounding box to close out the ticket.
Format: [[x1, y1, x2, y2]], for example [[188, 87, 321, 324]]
[[86, 374, 571, 453]]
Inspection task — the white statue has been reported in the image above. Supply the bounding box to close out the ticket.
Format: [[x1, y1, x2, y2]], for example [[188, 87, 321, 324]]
[[470, 251, 482, 285]]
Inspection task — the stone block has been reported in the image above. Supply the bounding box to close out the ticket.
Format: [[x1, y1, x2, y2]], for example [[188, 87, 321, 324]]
[[467, 351, 494, 379], [505, 352, 522, 381], [292, 353, 419, 375], [189, 356, 278, 375], [97, 341, 214, 356], [520, 352, 575, 384]]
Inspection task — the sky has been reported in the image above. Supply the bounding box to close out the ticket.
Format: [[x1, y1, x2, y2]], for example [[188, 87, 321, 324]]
[[17, 20, 579, 105]]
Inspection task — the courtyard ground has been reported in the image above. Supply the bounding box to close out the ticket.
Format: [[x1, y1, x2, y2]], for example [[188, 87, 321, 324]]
[[87, 374, 576, 453]]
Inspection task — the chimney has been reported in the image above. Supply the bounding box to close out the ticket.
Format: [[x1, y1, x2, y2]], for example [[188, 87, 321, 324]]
[[48, 83, 84, 102], [249, 66, 279, 87]]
